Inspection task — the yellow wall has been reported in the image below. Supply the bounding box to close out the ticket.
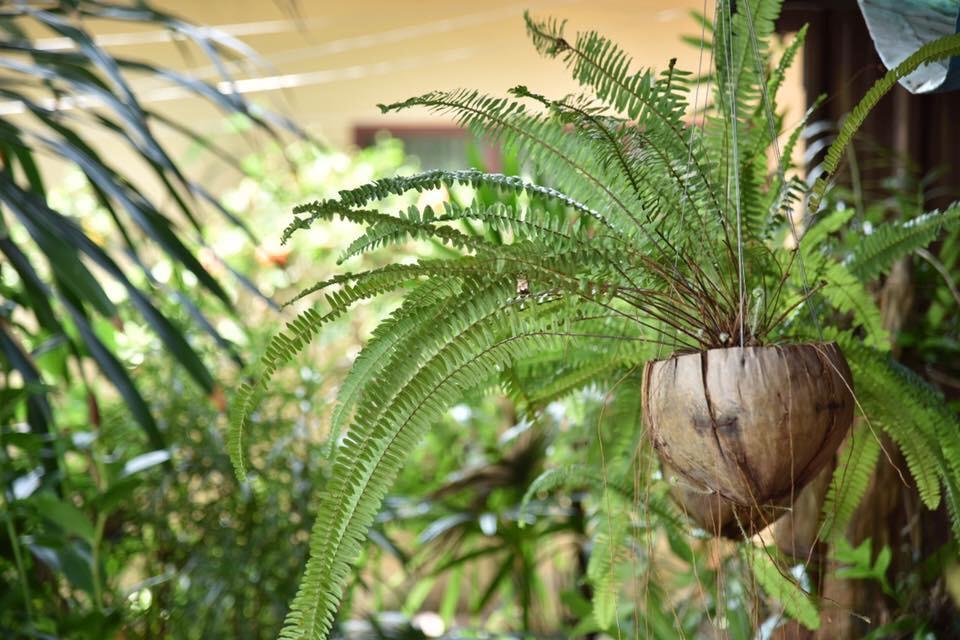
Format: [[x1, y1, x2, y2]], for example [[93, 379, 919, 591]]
[[62, 0, 767, 149], [15, 2, 804, 207]]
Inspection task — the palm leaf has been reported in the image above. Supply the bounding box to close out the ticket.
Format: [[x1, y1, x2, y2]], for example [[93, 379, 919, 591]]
[[0, 1, 301, 450]]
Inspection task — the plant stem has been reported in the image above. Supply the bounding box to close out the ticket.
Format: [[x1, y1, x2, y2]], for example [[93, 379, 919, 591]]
[[915, 248, 960, 309], [88, 407, 109, 612], [2, 499, 32, 623], [92, 511, 107, 610], [0, 430, 32, 623]]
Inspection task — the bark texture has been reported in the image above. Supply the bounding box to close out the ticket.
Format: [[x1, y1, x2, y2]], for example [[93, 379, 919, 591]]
[[643, 343, 854, 537]]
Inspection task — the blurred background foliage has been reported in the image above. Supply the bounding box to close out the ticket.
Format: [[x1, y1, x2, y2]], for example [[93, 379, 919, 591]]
[[0, 124, 422, 637]]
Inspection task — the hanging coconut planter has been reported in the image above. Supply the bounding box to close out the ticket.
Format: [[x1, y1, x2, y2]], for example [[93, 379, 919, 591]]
[[643, 342, 854, 538]]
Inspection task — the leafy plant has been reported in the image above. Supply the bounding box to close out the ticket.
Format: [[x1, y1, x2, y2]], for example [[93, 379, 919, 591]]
[[233, 0, 960, 636], [1, 134, 417, 638], [832, 538, 894, 597], [0, 0, 300, 463]]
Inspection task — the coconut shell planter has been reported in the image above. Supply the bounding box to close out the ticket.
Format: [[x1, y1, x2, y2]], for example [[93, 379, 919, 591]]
[[642, 342, 854, 538]]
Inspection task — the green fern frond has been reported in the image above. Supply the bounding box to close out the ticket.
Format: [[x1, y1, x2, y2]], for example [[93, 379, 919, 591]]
[[767, 96, 825, 228], [508, 86, 719, 244], [819, 261, 887, 347], [378, 91, 649, 236], [229, 304, 339, 479], [325, 278, 465, 459], [282, 311, 618, 638], [441, 201, 599, 251], [820, 424, 881, 542], [230, 265, 495, 479], [520, 356, 639, 408], [764, 23, 807, 115], [839, 338, 946, 511], [333, 198, 636, 267], [869, 347, 960, 534], [523, 12, 659, 121], [706, 0, 779, 192], [282, 262, 458, 309], [848, 206, 960, 281], [588, 505, 629, 630], [522, 464, 625, 509], [521, 12, 724, 228], [283, 242, 625, 310], [792, 217, 888, 346], [284, 169, 610, 243], [335, 207, 483, 264], [802, 208, 855, 246]]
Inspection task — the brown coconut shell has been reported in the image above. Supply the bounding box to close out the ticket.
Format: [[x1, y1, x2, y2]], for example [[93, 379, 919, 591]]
[[643, 342, 854, 538]]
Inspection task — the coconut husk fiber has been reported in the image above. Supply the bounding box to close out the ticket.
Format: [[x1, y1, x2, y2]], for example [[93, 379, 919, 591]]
[[643, 342, 854, 538]]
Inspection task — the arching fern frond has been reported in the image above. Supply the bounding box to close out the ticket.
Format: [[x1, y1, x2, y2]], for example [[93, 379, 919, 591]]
[[588, 504, 630, 630], [282, 262, 461, 309], [761, 23, 807, 121], [229, 304, 338, 479], [521, 464, 632, 510], [848, 205, 960, 281], [378, 91, 650, 239], [820, 424, 881, 543], [785, 215, 888, 346], [766, 96, 825, 232], [283, 169, 610, 243], [282, 314, 630, 638], [325, 278, 465, 459], [507, 85, 720, 246], [808, 33, 960, 213], [231, 265, 499, 478], [332, 198, 635, 267], [839, 336, 960, 529], [521, 12, 725, 230]]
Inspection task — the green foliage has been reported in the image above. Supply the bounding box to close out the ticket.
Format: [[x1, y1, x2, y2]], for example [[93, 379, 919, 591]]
[[0, 1, 299, 463], [0, 126, 415, 635], [232, 1, 960, 637], [820, 425, 881, 543], [848, 206, 960, 281], [747, 547, 820, 630], [796, 210, 888, 346], [586, 498, 629, 631], [832, 538, 894, 597], [840, 336, 960, 524], [0, 336, 324, 639], [808, 32, 960, 213]]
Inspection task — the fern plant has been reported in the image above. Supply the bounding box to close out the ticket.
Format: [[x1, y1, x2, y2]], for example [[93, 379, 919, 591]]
[[232, 0, 960, 636]]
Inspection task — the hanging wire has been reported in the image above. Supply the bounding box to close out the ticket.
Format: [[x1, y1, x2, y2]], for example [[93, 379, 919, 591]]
[[739, 0, 824, 341], [721, 0, 748, 348]]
